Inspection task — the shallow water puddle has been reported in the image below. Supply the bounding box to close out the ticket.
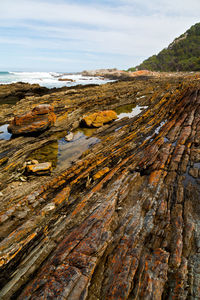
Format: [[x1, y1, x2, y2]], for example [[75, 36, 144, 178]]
[[144, 120, 168, 142], [28, 104, 148, 168], [29, 128, 99, 169], [0, 124, 12, 140], [154, 120, 167, 135], [193, 162, 200, 168], [57, 130, 99, 167], [115, 104, 148, 120], [183, 166, 200, 189]]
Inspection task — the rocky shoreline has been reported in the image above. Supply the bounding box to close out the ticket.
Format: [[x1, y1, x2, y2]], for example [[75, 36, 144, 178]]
[[81, 68, 197, 80], [0, 73, 200, 299]]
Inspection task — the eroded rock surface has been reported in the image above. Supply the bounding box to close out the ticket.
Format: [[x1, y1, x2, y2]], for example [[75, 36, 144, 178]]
[[27, 162, 52, 175], [8, 104, 56, 135], [0, 82, 49, 106], [82, 110, 117, 127], [0, 74, 200, 299]]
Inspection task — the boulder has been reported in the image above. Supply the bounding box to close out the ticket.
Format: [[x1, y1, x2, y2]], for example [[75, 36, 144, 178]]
[[65, 132, 74, 142], [26, 162, 52, 175], [8, 104, 56, 135], [82, 110, 117, 128]]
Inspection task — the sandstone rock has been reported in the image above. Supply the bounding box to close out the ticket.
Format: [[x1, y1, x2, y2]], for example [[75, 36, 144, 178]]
[[26, 162, 52, 175], [82, 110, 117, 127], [19, 176, 27, 182], [93, 167, 110, 180], [189, 167, 199, 178], [8, 104, 56, 135], [31, 159, 39, 165], [0, 82, 48, 106], [65, 132, 74, 142]]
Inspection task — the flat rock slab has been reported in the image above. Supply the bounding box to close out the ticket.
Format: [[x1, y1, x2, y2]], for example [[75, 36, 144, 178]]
[[27, 162, 52, 175]]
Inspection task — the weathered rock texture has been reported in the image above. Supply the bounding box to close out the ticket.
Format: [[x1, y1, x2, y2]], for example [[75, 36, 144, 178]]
[[8, 104, 56, 135], [27, 162, 52, 175], [82, 110, 117, 127], [0, 74, 200, 299], [0, 82, 49, 105]]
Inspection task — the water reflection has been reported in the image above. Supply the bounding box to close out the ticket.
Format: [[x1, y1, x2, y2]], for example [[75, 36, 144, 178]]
[[0, 124, 12, 140], [115, 103, 136, 115], [114, 104, 147, 120], [74, 126, 97, 137], [29, 129, 99, 169], [29, 142, 58, 167]]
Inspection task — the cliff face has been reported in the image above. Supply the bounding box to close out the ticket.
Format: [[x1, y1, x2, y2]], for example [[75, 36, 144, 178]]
[[0, 74, 200, 299], [132, 22, 200, 72]]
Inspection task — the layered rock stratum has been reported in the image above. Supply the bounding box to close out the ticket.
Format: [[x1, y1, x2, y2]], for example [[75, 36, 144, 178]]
[[0, 73, 200, 299]]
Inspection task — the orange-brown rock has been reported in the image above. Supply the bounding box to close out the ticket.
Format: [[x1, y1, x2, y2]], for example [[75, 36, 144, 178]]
[[82, 110, 117, 127], [93, 167, 110, 180], [26, 162, 52, 175], [7, 104, 56, 135]]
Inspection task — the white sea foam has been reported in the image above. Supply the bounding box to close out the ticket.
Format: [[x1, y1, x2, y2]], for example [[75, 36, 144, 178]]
[[0, 72, 113, 88]]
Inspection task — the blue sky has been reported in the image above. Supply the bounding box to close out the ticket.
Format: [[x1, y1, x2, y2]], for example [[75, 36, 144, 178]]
[[0, 0, 199, 72]]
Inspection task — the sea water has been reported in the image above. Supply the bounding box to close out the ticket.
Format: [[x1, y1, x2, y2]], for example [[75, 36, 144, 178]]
[[0, 71, 113, 88]]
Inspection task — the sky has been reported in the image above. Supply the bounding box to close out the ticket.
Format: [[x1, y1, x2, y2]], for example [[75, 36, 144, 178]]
[[0, 0, 199, 72]]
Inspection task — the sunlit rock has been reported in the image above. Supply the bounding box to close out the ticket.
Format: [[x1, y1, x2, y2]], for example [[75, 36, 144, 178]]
[[8, 104, 56, 135]]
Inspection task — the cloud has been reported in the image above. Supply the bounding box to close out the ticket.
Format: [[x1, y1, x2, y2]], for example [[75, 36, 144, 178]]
[[0, 0, 136, 30], [0, 0, 199, 71], [119, 0, 200, 17]]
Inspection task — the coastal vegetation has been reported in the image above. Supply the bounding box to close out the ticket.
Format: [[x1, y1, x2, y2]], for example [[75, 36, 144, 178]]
[[129, 22, 200, 72]]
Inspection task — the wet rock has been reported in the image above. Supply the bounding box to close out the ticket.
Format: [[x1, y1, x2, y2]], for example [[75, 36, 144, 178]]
[[31, 159, 39, 165], [82, 110, 117, 127], [19, 176, 27, 182], [27, 162, 52, 175], [58, 78, 75, 82], [189, 167, 199, 178], [65, 132, 74, 142], [0, 82, 48, 106], [93, 167, 110, 180], [8, 104, 56, 135]]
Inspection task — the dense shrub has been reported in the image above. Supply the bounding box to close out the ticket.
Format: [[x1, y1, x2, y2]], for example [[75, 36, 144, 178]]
[[128, 23, 200, 72]]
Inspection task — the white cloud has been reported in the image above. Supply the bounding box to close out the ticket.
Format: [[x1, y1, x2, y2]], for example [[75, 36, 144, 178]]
[[119, 0, 200, 17], [0, 0, 199, 70]]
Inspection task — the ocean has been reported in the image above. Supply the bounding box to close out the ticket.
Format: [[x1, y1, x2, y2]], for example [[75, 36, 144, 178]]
[[0, 71, 112, 88]]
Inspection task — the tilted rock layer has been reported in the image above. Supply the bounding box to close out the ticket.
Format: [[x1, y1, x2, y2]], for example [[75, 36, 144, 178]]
[[0, 74, 200, 299]]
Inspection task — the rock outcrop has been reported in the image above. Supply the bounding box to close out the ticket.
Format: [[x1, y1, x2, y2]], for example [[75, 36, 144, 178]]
[[0, 82, 49, 105], [81, 110, 117, 127], [0, 74, 200, 299], [58, 78, 75, 82], [7, 104, 56, 135]]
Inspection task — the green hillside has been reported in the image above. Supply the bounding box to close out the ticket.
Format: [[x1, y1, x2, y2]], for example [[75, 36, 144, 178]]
[[130, 22, 200, 72]]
